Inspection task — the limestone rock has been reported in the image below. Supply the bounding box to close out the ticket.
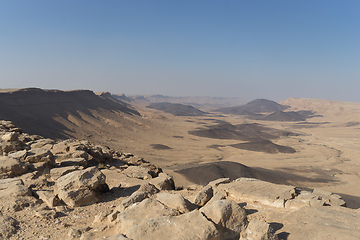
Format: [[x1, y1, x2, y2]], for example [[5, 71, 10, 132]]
[[208, 178, 231, 188], [34, 190, 61, 208], [29, 138, 55, 149], [25, 148, 55, 165], [59, 157, 88, 167], [125, 209, 220, 240], [1, 132, 19, 141], [200, 200, 248, 240], [312, 188, 346, 207], [283, 206, 360, 240], [115, 198, 178, 233], [218, 178, 295, 208], [116, 191, 148, 212], [54, 167, 108, 207], [50, 166, 80, 181], [240, 219, 278, 240], [156, 192, 195, 213], [149, 172, 175, 190], [123, 166, 152, 180], [0, 178, 31, 198], [194, 185, 214, 206], [0, 156, 28, 178]]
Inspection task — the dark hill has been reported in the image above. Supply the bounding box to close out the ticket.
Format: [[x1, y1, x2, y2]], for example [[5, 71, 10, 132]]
[[231, 140, 296, 153], [188, 123, 297, 141], [146, 102, 208, 116], [0, 88, 140, 139], [215, 99, 289, 115], [260, 111, 306, 121], [176, 161, 333, 186]]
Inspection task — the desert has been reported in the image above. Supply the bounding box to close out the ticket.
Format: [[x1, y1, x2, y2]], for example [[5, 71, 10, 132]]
[[0, 88, 360, 239]]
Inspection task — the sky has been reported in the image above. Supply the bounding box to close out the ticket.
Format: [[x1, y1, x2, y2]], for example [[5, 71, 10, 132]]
[[0, 0, 359, 102]]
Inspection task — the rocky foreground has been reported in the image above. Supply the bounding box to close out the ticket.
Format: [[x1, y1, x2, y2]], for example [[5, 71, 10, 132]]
[[0, 120, 360, 240]]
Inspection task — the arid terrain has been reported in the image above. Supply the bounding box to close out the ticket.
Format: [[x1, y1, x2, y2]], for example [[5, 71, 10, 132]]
[[1, 88, 360, 239]]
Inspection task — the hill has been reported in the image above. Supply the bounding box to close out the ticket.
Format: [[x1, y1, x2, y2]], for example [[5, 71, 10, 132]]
[[215, 98, 289, 115], [0, 88, 140, 140], [146, 102, 208, 116]]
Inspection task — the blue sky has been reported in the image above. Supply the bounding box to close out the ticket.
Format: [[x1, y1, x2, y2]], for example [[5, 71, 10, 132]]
[[1, 1, 359, 102]]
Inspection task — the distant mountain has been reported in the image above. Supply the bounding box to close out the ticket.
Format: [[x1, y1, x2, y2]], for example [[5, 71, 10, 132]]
[[215, 99, 289, 115], [0, 88, 140, 139], [114, 94, 246, 110], [146, 102, 208, 116]]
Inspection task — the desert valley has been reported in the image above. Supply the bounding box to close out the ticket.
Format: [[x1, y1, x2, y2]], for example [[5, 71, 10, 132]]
[[1, 88, 360, 239]]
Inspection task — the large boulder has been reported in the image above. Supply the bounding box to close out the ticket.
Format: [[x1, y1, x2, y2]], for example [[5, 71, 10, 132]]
[[0, 156, 28, 178], [218, 178, 295, 208], [54, 167, 108, 207], [114, 198, 178, 233], [125, 209, 220, 240], [200, 200, 248, 240]]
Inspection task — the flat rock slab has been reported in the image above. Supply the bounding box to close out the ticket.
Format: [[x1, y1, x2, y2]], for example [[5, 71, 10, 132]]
[[125, 209, 220, 240], [282, 206, 360, 240], [218, 178, 295, 208]]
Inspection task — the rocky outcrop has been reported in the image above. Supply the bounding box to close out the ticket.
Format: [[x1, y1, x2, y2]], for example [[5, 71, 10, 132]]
[[54, 166, 109, 207], [0, 120, 359, 240]]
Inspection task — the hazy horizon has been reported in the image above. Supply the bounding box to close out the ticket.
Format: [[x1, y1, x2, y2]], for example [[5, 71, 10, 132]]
[[1, 1, 359, 102]]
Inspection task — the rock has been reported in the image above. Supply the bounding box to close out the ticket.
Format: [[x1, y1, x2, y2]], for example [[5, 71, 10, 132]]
[[285, 190, 324, 209], [240, 219, 278, 240], [283, 206, 360, 240], [312, 189, 346, 207], [208, 178, 231, 188], [218, 178, 295, 208], [54, 167, 108, 207], [68, 228, 82, 239], [116, 191, 149, 212], [194, 185, 214, 206], [50, 166, 80, 181], [0, 140, 25, 154], [0, 178, 31, 198], [206, 192, 227, 206], [125, 209, 220, 240], [29, 138, 55, 149], [34, 190, 61, 208], [116, 183, 160, 212], [25, 148, 55, 165], [115, 198, 178, 233], [8, 150, 27, 160], [0, 216, 18, 239], [156, 192, 195, 213], [200, 200, 248, 240], [1, 132, 19, 141], [149, 172, 175, 190], [0, 156, 28, 178], [123, 166, 152, 180], [59, 158, 88, 167]]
